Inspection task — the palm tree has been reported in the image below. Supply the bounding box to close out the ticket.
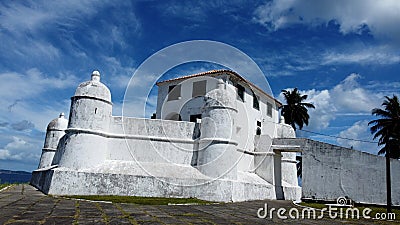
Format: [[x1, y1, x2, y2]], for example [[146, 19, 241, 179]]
[[281, 88, 315, 131], [368, 95, 400, 213]]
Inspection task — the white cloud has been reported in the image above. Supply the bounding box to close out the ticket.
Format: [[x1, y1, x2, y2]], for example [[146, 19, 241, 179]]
[[0, 136, 40, 162], [0, 68, 78, 101], [337, 120, 379, 154], [102, 56, 136, 89], [10, 120, 35, 132], [0, 1, 115, 62], [323, 46, 400, 65], [254, 0, 400, 43], [331, 73, 381, 112], [302, 89, 336, 131], [0, 69, 75, 131], [281, 74, 393, 153], [287, 73, 385, 132], [4, 100, 70, 132], [0, 0, 107, 33], [160, 1, 247, 22]]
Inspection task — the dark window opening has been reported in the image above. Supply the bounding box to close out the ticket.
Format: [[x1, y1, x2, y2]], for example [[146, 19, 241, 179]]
[[190, 114, 202, 123], [166, 113, 182, 121], [192, 80, 207, 97], [168, 84, 181, 101], [267, 102, 273, 117], [236, 84, 245, 102], [151, 113, 156, 119], [253, 93, 260, 110], [256, 127, 261, 135], [95, 108, 98, 114], [257, 121, 261, 127]]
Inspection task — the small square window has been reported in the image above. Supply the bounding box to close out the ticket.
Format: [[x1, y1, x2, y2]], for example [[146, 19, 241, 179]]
[[192, 80, 207, 97], [267, 102, 273, 117], [236, 84, 245, 102], [168, 84, 181, 101]]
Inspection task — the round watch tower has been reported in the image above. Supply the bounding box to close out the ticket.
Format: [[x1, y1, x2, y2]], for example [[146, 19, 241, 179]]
[[58, 71, 112, 169], [197, 79, 239, 180], [37, 113, 68, 168]]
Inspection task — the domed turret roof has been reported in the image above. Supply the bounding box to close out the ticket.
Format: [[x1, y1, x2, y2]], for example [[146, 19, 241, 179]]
[[74, 71, 111, 102], [47, 113, 68, 131]]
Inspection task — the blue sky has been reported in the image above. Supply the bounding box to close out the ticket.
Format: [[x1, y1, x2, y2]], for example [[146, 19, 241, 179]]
[[0, 0, 399, 171]]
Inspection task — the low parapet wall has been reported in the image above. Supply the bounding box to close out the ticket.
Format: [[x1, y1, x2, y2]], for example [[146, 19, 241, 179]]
[[110, 116, 196, 139], [274, 138, 400, 205], [107, 116, 197, 165]]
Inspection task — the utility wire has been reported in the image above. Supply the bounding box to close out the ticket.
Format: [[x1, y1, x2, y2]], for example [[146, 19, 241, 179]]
[[265, 120, 379, 144], [298, 129, 379, 144]]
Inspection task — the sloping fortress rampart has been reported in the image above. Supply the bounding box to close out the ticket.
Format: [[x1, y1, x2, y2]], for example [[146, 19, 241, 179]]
[[31, 70, 301, 202]]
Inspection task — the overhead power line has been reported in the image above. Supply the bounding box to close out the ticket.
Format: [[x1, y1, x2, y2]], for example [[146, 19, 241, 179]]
[[299, 129, 378, 144], [264, 120, 379, 144]]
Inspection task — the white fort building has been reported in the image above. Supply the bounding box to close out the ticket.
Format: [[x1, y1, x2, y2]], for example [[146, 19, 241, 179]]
[[31, 69, 301, 202]]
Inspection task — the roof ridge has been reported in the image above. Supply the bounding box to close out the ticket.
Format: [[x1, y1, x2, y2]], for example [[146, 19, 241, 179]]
[[156, 69, 281, 106]]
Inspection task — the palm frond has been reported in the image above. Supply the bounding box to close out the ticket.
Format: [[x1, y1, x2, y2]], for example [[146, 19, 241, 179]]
[[368, 95, 400, 158]]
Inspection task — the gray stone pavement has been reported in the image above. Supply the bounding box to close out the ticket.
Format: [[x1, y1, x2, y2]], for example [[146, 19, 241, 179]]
[[0, 184, 397, 224]]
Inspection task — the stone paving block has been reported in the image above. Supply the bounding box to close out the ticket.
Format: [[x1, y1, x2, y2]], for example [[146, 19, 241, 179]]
[[56, 199, 75, 206], [5, 219, 42, 224], [101, 206, 125, 217], [50, 208, 76, 217], [77, 217, 106, 224], [14, 211, 49, 221], [43, 216, 75, 225], [157, 217, 189, 224], [0, 217, 11, 224], [132, 214, 156, 221], [137, 221, 165, 225], [108, 217, 132, 224], [79, 211, 103, 218]]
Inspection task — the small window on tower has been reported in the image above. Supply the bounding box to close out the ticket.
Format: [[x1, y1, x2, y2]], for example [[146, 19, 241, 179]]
[[168, 84, 181, 101], [192, 80, 207, 97], [95, 108, 98, 114]]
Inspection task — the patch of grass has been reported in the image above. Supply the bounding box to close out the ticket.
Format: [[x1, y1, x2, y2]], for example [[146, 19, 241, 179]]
[[0, 182, 28, 190], [299, 202, 325, 209], [0, 183, 12, 190], [63, 195, 216, 205]]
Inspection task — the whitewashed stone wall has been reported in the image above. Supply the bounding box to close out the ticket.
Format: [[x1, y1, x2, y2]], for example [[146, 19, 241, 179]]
[[108, 117, 196, 165], [274, 138, 400, 205]]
